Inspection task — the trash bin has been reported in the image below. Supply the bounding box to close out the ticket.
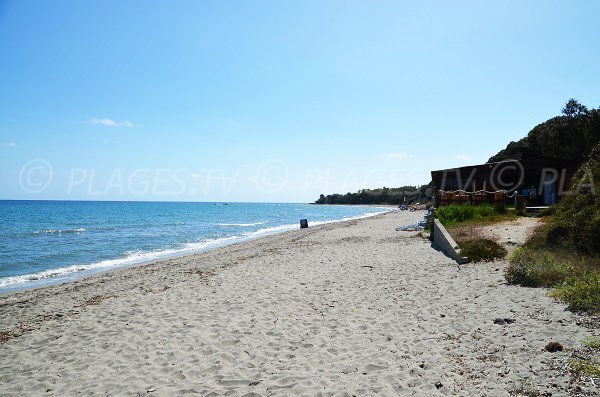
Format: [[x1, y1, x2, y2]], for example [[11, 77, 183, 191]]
[[300, 219, 308, 228]]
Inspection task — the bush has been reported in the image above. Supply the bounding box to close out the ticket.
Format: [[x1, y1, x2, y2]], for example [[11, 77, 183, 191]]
[[550, 273, 600, 312], [505, 247, 574, 287], [459, 238, 507, 262], [435, 204, 508, 227], [539, 206, 555, 217], [506, 244, 600, 313], [545, 142, 600, 255]]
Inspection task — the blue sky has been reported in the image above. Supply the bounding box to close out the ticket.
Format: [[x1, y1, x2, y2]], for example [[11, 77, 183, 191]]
[[0, 0, 599, 202]]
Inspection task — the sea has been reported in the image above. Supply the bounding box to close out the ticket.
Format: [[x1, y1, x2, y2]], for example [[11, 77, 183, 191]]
[[0, 201, 393, 292]]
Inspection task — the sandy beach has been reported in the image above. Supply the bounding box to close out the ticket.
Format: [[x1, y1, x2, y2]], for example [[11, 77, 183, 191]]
[[0, 211, 596, 396]]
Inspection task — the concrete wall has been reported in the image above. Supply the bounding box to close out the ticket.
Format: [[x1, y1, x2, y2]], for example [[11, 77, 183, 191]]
[[432, 219, 469, 264]]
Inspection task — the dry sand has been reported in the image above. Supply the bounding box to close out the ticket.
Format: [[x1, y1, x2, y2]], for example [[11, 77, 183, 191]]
[[476, 217, 544, 255], [0, 211, 597, 396]]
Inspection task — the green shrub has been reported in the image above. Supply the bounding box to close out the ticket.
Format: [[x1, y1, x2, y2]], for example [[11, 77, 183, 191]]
[[509, 378, 540, 397], [567, 338, 600, 380], [506, 247, 600, 312], [459, 238, 507, 262], [583, 337, 600, 350], [550, 273, 600, 312], [545, 143, 600, 255], [539, 206, 555, 217], [435, 204, 509, 227], [568, 357, 600, 378], [505, 247, 574, 287]]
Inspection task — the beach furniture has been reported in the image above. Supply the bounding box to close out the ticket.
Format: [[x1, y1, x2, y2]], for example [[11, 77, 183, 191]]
[[396, 223, 423, 231]]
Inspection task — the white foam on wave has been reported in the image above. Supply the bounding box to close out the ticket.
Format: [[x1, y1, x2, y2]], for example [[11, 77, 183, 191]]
[[32, 228, 86, 235], [241, 209, 394, 238], [0, 208, 395, 291], [0, 235, 241, 290], [242, 223, 298, 238], [218, 221, 267, 227]]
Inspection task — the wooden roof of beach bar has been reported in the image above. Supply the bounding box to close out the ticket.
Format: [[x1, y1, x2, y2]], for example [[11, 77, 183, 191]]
[[430, 151, 580, 205]]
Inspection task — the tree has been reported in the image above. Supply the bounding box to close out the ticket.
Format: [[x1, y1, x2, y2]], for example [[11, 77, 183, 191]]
[[562, 98, 588, 118]]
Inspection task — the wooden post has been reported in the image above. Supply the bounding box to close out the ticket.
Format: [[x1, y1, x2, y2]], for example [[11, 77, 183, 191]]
[[495, 191, 506, 213]]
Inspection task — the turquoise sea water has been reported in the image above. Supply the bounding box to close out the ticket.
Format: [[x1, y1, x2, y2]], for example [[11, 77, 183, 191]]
[[0, 201, 392, 291]]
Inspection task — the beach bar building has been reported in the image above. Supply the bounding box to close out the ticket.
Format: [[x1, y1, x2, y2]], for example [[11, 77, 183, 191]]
[[430, 151, 579, 206]]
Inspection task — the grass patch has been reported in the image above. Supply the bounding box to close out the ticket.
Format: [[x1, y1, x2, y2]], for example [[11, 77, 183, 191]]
[[435, 204, 515, 227], [459, 238, 507, 262], [583, 337, 600, 350], [509, 378, 540, 397], [569, 357, 600, 378], [562, 312, 600, 383], [550, 274, 600, 312], [449, 223, 508, 262], [566, 338, 600, 381], [505, 247, 575, 287], [443, 213, 511, 263], [505, 245, 600, 313]]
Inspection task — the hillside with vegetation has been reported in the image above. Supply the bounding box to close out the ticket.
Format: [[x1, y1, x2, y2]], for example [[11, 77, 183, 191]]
[[489, 99, 600, 164], [497, 101, 600, 312], [505, 141, 600, 314], [546, 142, 600, 255], [315, 186, 425, 205]]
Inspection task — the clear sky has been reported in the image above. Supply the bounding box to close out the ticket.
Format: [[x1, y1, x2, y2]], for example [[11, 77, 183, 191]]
[[0, 0, 599, 202]]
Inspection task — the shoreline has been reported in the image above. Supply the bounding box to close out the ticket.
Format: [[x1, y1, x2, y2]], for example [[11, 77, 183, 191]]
[[0, 206, 397, 295], [1, 211, 596, 395]]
